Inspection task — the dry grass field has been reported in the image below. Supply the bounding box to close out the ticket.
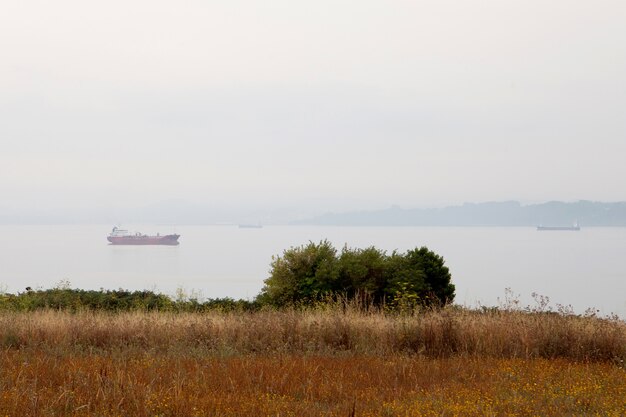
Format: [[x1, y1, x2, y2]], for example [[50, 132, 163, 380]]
[[1, 307, 625, 416]]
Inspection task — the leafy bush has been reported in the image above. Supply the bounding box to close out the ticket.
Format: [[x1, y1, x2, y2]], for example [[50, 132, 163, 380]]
[[0, 288, 259, 312], [257, 241, 455, 309]]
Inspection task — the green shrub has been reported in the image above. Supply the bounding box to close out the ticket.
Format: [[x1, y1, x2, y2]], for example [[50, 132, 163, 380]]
[[258, 241, 455, 309], [0, 288, 258, 312]]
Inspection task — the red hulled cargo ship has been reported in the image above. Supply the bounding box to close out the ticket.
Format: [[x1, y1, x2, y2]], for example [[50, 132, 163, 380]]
[[107, 227, 180, 245]]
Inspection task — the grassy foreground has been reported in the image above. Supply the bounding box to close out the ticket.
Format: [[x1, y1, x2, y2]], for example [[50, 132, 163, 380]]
[[1, 307, 625, 416]]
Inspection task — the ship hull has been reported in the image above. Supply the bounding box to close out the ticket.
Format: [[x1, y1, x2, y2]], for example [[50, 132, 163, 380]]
[[536, 226, 580, 231], [107, 235, 180, 245]]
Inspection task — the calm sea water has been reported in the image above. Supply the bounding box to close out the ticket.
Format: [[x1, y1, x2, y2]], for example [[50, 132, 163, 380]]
[[1, 225, 625, 317]]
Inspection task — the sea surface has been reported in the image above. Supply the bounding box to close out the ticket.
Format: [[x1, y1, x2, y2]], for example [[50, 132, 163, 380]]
[[1, 225, 625, 318]]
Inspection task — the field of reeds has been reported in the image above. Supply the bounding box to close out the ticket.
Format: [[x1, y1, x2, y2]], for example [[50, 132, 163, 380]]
[[1, 306, 625, 416]]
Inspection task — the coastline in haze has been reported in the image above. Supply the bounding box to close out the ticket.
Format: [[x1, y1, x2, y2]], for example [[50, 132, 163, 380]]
[[2, 200, 626, 227]]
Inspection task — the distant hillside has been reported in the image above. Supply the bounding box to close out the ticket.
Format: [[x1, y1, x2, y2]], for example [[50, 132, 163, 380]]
[[292, 201, 626, 227]]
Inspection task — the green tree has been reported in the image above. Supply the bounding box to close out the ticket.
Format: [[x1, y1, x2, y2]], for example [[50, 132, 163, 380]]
[[258, 242, 455, 309], [337, 246, 388, 303], [384, 250, 428, 306], [257, 240, 339, 307], [405, 247, 455, 306]]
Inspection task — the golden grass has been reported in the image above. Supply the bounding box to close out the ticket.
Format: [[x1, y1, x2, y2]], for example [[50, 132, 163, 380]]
[[1, 353, 625, 416], [1, 308, 624, 361], [0, 308, 625, 416]]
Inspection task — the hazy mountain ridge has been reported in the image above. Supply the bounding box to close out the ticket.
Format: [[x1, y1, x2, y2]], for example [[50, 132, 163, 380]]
[[3, 200, 626, 226], [292, 201, 626, 227]]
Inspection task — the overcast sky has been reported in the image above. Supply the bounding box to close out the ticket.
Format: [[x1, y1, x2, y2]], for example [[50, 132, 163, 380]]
[[1, 0, 625, 212]]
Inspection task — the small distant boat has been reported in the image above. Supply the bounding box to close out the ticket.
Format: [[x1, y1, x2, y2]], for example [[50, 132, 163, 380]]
[[107, 226, 180, 245], [537, 223, 580, 231], [238, 224, 263, 229]]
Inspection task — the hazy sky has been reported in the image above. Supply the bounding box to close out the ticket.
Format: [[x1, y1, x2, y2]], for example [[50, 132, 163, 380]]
[[2, 0, 625, 212]]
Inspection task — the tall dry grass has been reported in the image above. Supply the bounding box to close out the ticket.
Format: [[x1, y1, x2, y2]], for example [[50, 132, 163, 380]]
[[2, 353, 625, 416], [1, 307, 625, 416], [1, 306, 624, 362]]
